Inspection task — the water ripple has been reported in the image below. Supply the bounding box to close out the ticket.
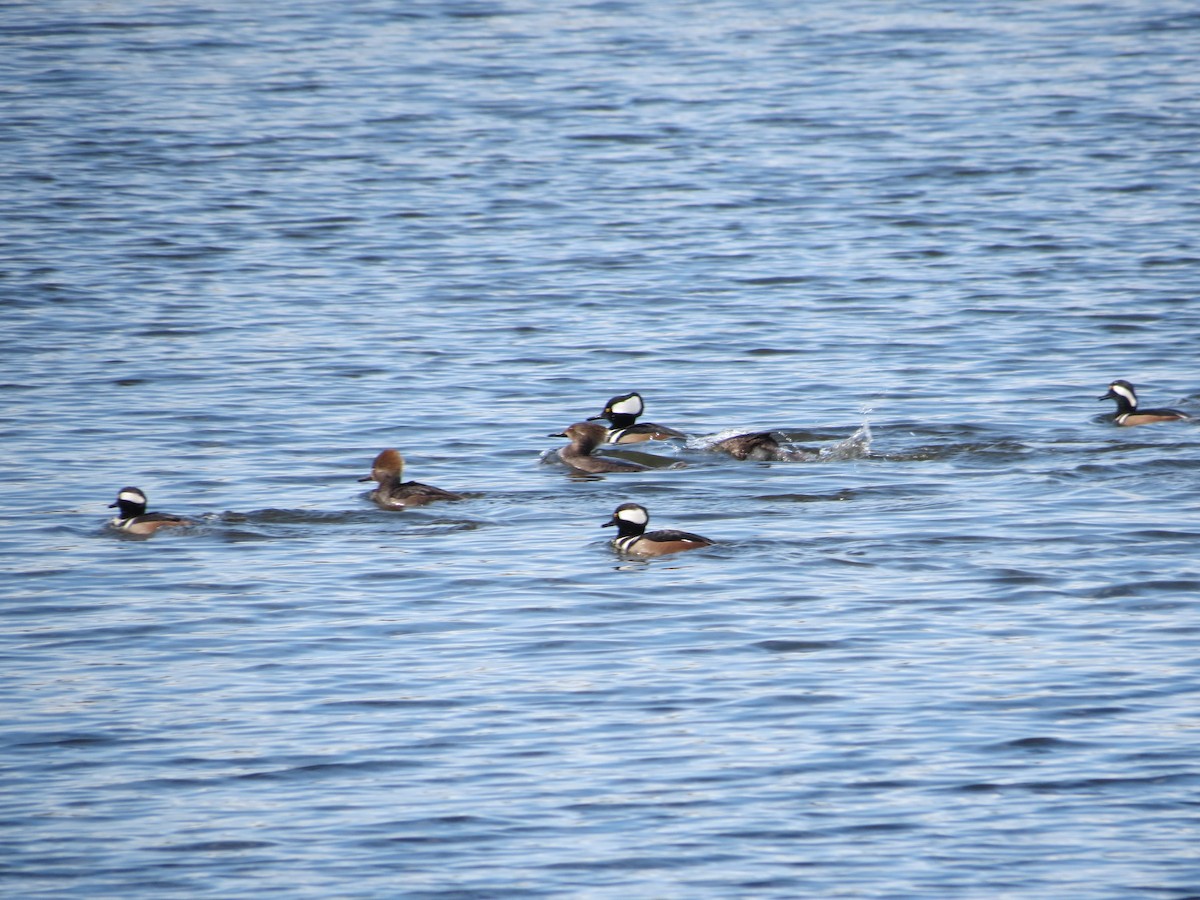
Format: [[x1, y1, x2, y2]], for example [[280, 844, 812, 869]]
[[3, 1, 1200, 898]]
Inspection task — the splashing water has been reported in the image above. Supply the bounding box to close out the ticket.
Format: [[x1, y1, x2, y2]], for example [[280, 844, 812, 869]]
[[688, 422, 871, 461], [686, 428, 770, 452], [818, 422, 873, 461]]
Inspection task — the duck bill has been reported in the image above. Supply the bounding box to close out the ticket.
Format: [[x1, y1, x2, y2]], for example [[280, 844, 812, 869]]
[[357, 475, 373, 482], [1099, 391, 1117, 401]]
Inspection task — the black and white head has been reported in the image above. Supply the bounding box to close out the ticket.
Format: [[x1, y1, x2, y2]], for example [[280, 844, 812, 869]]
[[109, 486, 148, 518], [603, 502, 650, 536], [1100, 379, 1138, 412], [589, 392, 645, 426]]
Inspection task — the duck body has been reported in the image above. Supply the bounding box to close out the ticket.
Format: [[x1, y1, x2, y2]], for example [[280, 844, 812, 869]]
[[588, 392, 686, 444], [604, 422, 688, 444], [359, 448, 465, 509], [108, 487, 191, 536], [1100, 380, 1190, 426], [711, 430, 785, 461], [550, 422, 651, 474], [603, 502, 714, 557]]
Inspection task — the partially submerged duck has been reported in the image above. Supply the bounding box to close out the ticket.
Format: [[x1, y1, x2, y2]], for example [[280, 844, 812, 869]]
[[603, 502, 714, 557], [108, 487, 191, 536], [550, 422, 651, 474], [588, 391, 686, 443], [1099, 380, 1190, 426], [359, 448, 465, 509], [710, 430, 788, 461]]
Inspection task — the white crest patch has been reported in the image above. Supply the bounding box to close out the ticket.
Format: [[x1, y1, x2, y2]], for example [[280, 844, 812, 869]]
[[617, 506, 649, 526], [1110, 383, 1137, 406], [611, 394, 644, 417], [118, 490, 146, 504]]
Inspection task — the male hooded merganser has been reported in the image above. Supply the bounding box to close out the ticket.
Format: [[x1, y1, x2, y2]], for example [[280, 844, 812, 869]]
[[587, 392, 686, 443], [358, 448, 465, 509], [108, 487, 191, 536], [710, 430, 786, 461], [1099, 380, 1190, 426], [550, 422, 651, 474], [602, 502, 714, 557]]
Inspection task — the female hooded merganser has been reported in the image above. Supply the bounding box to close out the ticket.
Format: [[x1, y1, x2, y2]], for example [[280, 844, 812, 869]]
[[587, 392, 686, 443], [1099, 380, 1190, 426], [359, 448, 465, 509], [602, 502, 715, 557], [108, 487, 191, 536], [550, 422, 651, 474], [711, 430, 786, 461]]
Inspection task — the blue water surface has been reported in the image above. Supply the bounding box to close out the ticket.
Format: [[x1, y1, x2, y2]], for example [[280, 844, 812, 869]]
[[3, 1, 1200, 897]]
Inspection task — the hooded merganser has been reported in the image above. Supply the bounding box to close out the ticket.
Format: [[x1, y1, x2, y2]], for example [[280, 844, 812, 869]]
[[587, 392, 686, 443], [602, 502, 714, 557], [549, 422, 651, 474], [710, 430, 787, 461], [359, 448, 465, 509], [108, 487, 191, 536], [1099, 380, 1190, 426]]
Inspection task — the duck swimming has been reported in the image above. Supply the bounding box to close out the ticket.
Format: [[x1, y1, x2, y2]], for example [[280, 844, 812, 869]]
[[359, 448, 465, 509], [709, 430, 786, 461], [602, 502, 714, 557], [108, 487, 191, 536], [550, 422, 652, 474], [587, 392, 686, 443], [1099, 380, 1189, 426]]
